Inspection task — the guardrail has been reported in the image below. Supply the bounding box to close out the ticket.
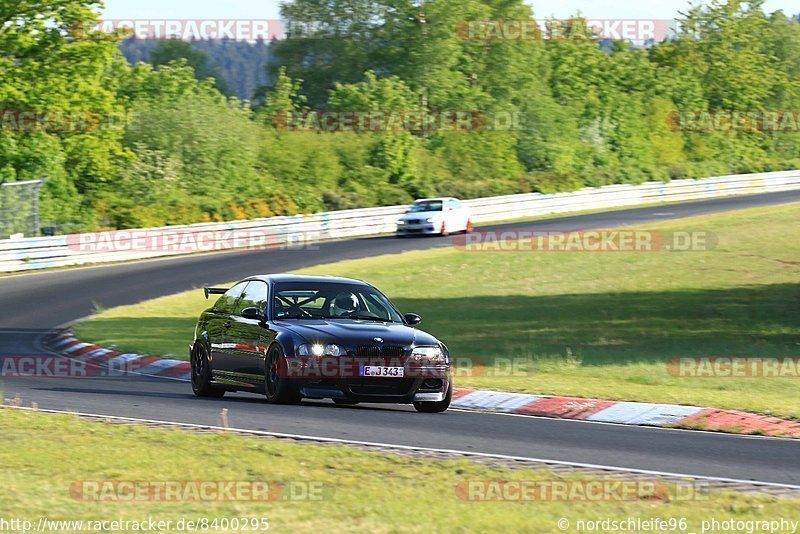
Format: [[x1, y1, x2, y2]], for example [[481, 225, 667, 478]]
[[2, 170, 799, 273]]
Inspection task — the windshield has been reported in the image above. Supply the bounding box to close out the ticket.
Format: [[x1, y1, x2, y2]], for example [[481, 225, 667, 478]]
[[408, 201, 443, 213], [272, 282, 403, 323]]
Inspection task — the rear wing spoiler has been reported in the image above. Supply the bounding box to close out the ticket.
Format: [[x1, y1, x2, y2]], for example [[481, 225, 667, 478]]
[[203, 287, 229, 299]]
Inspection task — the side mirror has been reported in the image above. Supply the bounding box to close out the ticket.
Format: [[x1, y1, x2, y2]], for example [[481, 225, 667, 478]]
[[241, 307, 262, 320], [403, 313, 422, 326]]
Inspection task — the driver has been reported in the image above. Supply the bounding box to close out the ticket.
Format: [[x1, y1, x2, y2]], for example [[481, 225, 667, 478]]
[[332, 292, 360, 317]]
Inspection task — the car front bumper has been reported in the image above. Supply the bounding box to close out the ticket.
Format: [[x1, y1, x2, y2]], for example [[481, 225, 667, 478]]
[[396, 222, 441, 235], [295, 372, 451, 403]]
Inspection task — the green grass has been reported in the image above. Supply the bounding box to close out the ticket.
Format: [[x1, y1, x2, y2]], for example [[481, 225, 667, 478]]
[[73, 203, 800, 418], [0, 408, 796, 533]]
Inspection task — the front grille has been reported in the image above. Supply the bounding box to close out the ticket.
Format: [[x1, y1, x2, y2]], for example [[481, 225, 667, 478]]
[[381, 345, 405, 358], [356, 345, 380, 357], [356, 345, 405, 358], [348, 378, 415, 396]]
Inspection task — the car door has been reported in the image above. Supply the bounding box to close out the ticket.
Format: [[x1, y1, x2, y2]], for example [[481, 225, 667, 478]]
[[207, 282, 248, 379], [228, 280, 274, 382], [447, 199, 467, 231], [455, 199, 470, 230]]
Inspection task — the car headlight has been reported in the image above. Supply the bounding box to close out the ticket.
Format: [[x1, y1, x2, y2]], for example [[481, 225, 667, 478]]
[[425, 218, 434, 223], [411, 346, 446, 364], [397, 220, 406, 225], [297, 343, 346, 357]]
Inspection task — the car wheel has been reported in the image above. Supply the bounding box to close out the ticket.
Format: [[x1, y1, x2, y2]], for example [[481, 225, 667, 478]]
[[333, 399, 359, 406], [191, 344, 225, 398], [264, 345, 300, 404], [413, 383, 452, 413]]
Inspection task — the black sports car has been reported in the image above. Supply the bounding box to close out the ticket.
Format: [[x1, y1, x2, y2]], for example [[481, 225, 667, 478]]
[[190, 274, 452, 413]]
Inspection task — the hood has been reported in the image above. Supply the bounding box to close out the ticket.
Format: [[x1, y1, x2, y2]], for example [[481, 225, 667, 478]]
[[276, 319, 440, 348]]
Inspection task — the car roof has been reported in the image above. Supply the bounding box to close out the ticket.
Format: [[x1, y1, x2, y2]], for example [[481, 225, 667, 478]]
[[246, 274, 369, 286]]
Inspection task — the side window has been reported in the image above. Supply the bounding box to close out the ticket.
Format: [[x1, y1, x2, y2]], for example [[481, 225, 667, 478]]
[[214, 282, 248, 314], [236, 281, 269, 315]]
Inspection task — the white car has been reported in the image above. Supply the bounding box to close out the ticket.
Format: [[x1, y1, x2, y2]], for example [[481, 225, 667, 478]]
[[396, 198, 473, 236]]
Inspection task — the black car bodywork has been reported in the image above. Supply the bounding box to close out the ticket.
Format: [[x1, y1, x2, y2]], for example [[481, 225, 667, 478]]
[[190, 274, 452, 413]]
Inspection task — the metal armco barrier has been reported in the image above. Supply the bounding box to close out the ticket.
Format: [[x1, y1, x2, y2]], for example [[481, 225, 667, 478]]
[[1, 170, 799, 272]]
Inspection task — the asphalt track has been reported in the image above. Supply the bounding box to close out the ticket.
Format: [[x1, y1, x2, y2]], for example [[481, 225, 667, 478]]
[[1, 190, 799, 485]]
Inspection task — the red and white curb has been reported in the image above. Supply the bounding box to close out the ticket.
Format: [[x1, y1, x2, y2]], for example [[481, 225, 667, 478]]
[[46, 331, 190, 380], [45, 331, 800, 437], [450, 390, 800, 437], [451, 389, 704, 426]]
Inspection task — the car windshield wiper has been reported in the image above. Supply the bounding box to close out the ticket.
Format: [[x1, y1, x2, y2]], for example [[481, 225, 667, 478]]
[[311, 314, 396, 322], [347, 313, 392, 322]]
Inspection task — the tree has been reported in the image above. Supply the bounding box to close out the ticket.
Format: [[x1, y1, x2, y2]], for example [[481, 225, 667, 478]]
[[149, 39, 229, 95], [0, 0, 125, 230], [257, 67, 307, 124]]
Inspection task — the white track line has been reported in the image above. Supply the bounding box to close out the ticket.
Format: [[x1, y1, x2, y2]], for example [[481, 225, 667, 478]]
[[3, 405, 799, 491]]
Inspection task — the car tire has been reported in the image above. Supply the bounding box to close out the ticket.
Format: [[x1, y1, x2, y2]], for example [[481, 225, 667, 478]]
[[264, 345, 301, 404], [413, 383, 452, 413], [191, 344, 225, 398]]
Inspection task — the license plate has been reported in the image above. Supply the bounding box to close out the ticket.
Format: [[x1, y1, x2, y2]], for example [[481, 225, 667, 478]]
[[360, 365, 404, 378]]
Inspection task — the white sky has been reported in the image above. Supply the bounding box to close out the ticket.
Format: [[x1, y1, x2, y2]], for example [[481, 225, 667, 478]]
[[100, 0, 799, 20]]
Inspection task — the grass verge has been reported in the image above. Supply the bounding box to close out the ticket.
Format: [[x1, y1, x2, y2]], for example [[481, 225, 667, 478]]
[[0, 408, 797, 533], [73, 203, 800, 418]]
